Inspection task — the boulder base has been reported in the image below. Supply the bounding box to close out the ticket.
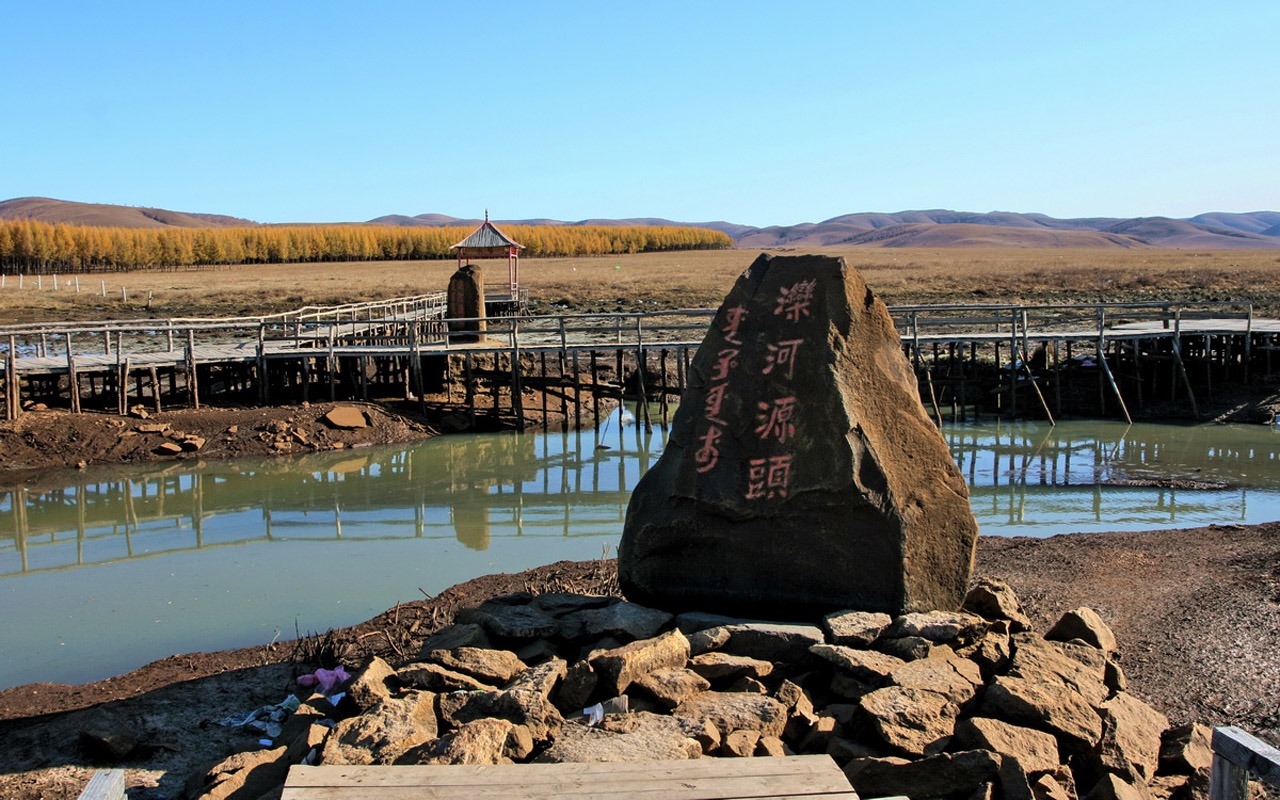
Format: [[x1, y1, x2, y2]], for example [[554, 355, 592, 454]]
[[619, 254, 978, 618]]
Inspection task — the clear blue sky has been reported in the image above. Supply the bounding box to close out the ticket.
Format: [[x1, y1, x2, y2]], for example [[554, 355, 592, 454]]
[[3, 1, 1276, 226]]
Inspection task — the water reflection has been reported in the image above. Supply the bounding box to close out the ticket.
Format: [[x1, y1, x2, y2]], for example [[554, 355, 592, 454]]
[[6, 419, 1280, 579], [1, 414, 664, 577], [950, 421, 1280, 533]]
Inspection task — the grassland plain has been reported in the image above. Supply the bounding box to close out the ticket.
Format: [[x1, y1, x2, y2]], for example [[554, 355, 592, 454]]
[[1, 247, 1279, 324]]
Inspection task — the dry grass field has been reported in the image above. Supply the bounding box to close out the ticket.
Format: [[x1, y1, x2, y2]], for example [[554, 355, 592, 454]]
[[1, 247, 1279, 325]]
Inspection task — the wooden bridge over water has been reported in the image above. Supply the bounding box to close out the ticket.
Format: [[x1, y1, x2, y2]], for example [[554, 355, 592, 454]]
[[2, 297, 1276, 426]]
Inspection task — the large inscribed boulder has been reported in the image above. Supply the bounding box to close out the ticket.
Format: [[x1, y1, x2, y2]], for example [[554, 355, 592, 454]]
[[619, 254, 977, 617]]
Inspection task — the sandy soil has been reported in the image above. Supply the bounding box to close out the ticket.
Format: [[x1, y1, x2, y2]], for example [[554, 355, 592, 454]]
[[0, 525, 1276, 799]]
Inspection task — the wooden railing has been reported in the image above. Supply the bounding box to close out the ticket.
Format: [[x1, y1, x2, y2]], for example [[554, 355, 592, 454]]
[[1210, 726, 1280, 800]]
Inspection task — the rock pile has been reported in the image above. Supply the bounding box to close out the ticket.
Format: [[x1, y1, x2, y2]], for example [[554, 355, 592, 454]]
[[189, 581, 1216, 800]]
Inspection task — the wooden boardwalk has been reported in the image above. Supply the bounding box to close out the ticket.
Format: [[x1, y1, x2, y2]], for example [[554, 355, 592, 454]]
[[282, 757, 861, 800], [2, 298, 1275, 423]]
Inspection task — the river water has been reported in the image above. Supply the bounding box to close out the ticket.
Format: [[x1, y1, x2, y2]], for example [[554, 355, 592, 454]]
[[4, 413, 1280, 689]]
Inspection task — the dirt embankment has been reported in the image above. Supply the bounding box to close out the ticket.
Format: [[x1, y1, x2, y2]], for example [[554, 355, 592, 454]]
[[0, 525, 1277, 799], [0, 402, 438, 491]]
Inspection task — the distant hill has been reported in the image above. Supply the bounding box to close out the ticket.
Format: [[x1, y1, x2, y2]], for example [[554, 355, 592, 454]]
[[0, 197, 256, 228], [4, 197, 1279, 249], [375, 208, 1280, 250]]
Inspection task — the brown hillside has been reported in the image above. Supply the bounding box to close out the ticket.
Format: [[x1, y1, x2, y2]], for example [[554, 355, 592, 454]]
[[0, 197, 255, 228], [838, 222, 1150, 249]]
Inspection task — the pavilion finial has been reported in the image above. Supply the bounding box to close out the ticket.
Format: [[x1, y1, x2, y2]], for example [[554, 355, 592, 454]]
[[485, 209, 489, 222]]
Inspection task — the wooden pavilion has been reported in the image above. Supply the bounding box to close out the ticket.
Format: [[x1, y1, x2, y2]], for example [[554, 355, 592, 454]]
[[450, 211, 523, 300]]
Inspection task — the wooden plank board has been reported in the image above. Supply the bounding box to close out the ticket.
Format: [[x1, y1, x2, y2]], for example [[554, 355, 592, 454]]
[[76, 769, 126, 800], [283, 756, 857, 800]]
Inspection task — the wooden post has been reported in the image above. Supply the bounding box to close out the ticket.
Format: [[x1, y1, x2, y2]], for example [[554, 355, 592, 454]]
[[659, 349, 670, 424], [118, 358, 130, 416], [186, 329, 200, 409], [464, 352, 475, 429], [149, 367, 161, 414], [65, 333, 81, 414], [115, 333, 126, 415], [1210, 726, 1280, 800], [590, 350, 601, 423], [510, 321, 525, 431], [327, 322, 337, 402], [1171, 333, 1200, 419], [540, 351, 549, 430], [913, 341, 943, 427], [257, 325, 269, 405], [572, 349, 581, 431], [1019, 342, 1055, 426], [5, 335, 17, 420], [1097, 338, 1132, 425], [410, 324, 424, 414]]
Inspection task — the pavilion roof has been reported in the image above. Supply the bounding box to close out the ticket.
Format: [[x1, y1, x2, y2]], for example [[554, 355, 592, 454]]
[[452, 217, 523, 250]]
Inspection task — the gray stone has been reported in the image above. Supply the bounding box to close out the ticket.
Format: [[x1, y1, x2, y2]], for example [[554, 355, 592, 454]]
[[796, 714, 841, 754], [1047, 608, 1118, 655], [888, 654, 984, 706], [530, 592, 617, 616], [324, 406, 368, 429], [619, 254, 979, 618], [554, 660, 598, 714], [722, 729, 762, 757], [889, 610, 989, 644], [675, 611, 758, 633], [320, 691, 438, 765], [689, 652, 775, 682], [1007, 633, 1109, 707], [564, 601, 673, 642], [504, 657, 567, 699], [437, 688, 564, 743], [964, 577, 1032, 632], [968, 626, 1013, 678], [956, 717, 1061, 773], [191, 744, 294, 799], [810, 644, 904, 683], [824, 610, 892, 647], [674, 691, 788, 739], [1083, 774, 1148, 800], [631, 668, 711, 710], [396, 662, 495, 693], [1106, 659, 1128, 693], [455, 602, 559, 640], [1097, 692, 1169, 782], [1033, 774, 1075, 800], [720, 622, 826, 664], [534, 718, 702, 762], [688, 625, 732, 656], [397, 718, 512, 765], [983, 675, 1104, 750], [423, 647, 526, 685], [1159, 723, 1214, 775], [347, 655, 396, 712], [417, 623, 491, 657], [589, 629, 691, 695], [859, 685, 960, 756], [877, 635, 936, 661], [845, 750, 1003, 800]]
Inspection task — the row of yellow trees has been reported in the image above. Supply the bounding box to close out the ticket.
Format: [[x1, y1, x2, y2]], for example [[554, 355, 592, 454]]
[[0, 220, 732, 273]]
